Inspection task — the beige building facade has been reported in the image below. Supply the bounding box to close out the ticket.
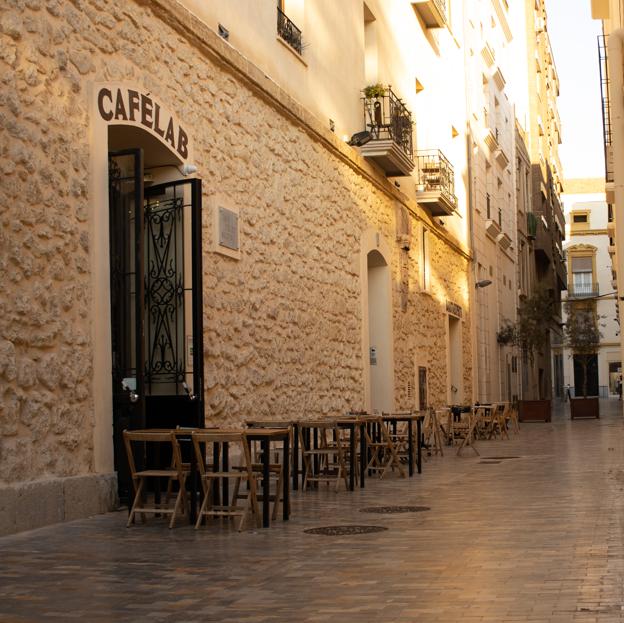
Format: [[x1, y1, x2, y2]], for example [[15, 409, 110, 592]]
[[592, 0, 624, 408], [561, 178, 620, 397], [0, 0, 476, 534]]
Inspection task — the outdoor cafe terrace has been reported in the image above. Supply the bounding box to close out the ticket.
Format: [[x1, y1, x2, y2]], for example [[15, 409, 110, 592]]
[[1, 399, 623, 622]]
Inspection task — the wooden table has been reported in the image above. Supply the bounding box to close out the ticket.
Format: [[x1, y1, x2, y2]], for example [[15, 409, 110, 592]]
[[246, 420, 299, 492], [244, 427, 290, 527]]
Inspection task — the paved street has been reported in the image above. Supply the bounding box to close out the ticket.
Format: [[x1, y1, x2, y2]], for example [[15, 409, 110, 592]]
[[2, 401, 624, 622]]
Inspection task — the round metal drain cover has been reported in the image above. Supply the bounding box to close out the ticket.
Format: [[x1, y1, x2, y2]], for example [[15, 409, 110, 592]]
[[479, 460, 501, 464], [483, 456, 520, 460], [304, 525, 388, 536], [359, 505, 430, 514]]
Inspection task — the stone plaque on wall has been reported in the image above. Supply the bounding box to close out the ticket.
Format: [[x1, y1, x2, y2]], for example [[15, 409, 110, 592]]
[[219, 207, 239, 250]]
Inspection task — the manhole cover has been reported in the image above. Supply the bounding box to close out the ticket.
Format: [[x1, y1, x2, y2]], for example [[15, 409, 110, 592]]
[[483, 456, 520, 460], [479, 460, 501, 464], [359, 505, 430, 514], [304, 525, 388, 536]]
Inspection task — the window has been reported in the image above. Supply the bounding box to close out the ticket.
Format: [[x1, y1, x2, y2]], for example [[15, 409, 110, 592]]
[[570, 255, 594, 295], [277, 0, 303, 55], [486, 193, 491, 219], [570, 211, 589, 232]]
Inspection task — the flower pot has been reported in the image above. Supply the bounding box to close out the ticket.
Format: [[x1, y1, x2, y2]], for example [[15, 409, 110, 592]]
[[569, 396, 599, 419], [518, 399, 551, 422]]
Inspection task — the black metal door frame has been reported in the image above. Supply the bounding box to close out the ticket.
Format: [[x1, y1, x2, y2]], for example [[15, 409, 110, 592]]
[[108, 148, 146, 503]]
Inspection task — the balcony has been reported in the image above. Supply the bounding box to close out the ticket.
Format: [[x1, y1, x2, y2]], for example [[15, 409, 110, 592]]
[[415, 150, 457, 216], [485, 219, 502, 240], [412, 0, 448, 28], [567, 282, 600, 299], [527, 212, 538, 240], [598, 35, 613, 184], [277, 6, 302, 55], [497, 231, 512, 250], [358, 85, 414, 177]]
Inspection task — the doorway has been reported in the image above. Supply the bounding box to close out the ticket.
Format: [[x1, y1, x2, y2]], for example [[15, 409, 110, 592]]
[[447, 315, 462, 404], [573, 354, 599, 397], [108, 144, 204, 502], [367, 250, 394, 413]]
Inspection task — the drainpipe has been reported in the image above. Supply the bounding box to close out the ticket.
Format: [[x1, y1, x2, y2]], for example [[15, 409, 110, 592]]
[[608, 30, 624, 415]]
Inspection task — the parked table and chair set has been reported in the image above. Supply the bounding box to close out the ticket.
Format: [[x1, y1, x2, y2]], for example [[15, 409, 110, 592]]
[[121, 410, 426, 532]]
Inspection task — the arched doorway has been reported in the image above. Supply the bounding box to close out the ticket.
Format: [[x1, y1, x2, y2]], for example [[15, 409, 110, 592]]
[[367, 249, 394, 413], [107, 126, 204, 502]]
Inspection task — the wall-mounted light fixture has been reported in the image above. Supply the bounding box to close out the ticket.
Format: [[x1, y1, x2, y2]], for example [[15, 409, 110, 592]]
[[348, 131, 372, 147], [475, 279, 492, 288], [180, 163, 198, 176]]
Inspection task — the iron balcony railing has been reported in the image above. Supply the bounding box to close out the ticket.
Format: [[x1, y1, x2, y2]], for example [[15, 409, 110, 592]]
[[433, 0, 447, 19], [363, 85, 413, 161], [415, 150, 457, 209], [568, 282, 600, 299], [527, 212, 538, 239], [598, 34, 613, 183], [277, 5, 302, 55]]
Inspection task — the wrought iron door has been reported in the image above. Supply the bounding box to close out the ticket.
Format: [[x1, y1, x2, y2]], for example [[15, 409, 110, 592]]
[[143, 179, 204, 431], [109, 149, 146, 503], [109, 153, 204, 502]]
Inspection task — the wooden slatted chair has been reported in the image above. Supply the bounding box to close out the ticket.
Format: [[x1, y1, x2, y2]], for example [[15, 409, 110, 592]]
[[299, 420, 349, 492], [362, 415, 406, 479], [192, 430, 260, 531], [423, 408, 445, 457], [123, 429, 188, 529]]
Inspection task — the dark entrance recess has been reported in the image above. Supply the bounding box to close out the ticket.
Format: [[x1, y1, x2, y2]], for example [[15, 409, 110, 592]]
[[109, 149, 204, 503], [573, 354, 599, 397]]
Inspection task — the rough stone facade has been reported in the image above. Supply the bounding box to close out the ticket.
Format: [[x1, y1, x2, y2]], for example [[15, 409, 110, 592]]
[[0, 0, 472, 534]]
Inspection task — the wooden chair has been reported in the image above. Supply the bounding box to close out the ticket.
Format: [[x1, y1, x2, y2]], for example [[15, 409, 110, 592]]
[[456, 408, 480, 457], [493, 402, 510, 440], [423, 408, 445, 457], [362, 415, 406, 479], [123, 429, 188, 529], [192, 430, 260, 531], [299, 420, 349, 492], [507, 402, 520, 434]]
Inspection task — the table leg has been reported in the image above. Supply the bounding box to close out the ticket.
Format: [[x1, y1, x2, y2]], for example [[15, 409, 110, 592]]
[[283, 434, 290, 521], [189, 447, 197, 524], [349, 424, 355, 492], [292, 424, 299, 491], [417, 418, 422, 474], [212, 442, 220, 506], [222, 441, 229, 507], [262, 438, 270, 528], [408, 419, 414, 477], [359, 422, 366, 488]]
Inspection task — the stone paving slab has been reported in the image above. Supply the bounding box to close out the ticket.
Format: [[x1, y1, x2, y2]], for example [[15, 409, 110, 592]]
[[1, 400, 624, 622]]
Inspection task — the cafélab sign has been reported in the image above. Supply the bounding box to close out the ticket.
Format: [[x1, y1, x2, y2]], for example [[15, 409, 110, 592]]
[[96, 85, 189, 160]]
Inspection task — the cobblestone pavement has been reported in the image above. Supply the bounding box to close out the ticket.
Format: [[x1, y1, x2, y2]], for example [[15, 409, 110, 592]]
[[2, 401, 624, 622]]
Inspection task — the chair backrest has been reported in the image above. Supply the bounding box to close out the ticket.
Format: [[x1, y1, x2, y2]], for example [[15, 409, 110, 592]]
[[123, 429, 181, 478], [191, 430, 253, 478]]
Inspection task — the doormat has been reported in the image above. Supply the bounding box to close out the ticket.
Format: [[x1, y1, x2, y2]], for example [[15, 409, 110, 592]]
[[304, 525, 388, 536]]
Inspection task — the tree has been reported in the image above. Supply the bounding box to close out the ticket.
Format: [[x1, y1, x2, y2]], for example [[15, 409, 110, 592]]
[[497, 289, 555, 362], [563, 301, 601, 398]]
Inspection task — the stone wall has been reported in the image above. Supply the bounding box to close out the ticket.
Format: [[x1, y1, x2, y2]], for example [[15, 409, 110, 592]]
[[0, 0, 472, 532]]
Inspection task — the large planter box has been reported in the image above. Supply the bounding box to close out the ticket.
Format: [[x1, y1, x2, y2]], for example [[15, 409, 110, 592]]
[[570, 396, 600, 419], [518, 399, 551, 422]]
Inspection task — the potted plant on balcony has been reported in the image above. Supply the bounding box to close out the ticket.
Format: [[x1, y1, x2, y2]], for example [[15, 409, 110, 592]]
[[497, 289, 555, 422], [363, 83, 386, 99], [564, 301, 600, 419]]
